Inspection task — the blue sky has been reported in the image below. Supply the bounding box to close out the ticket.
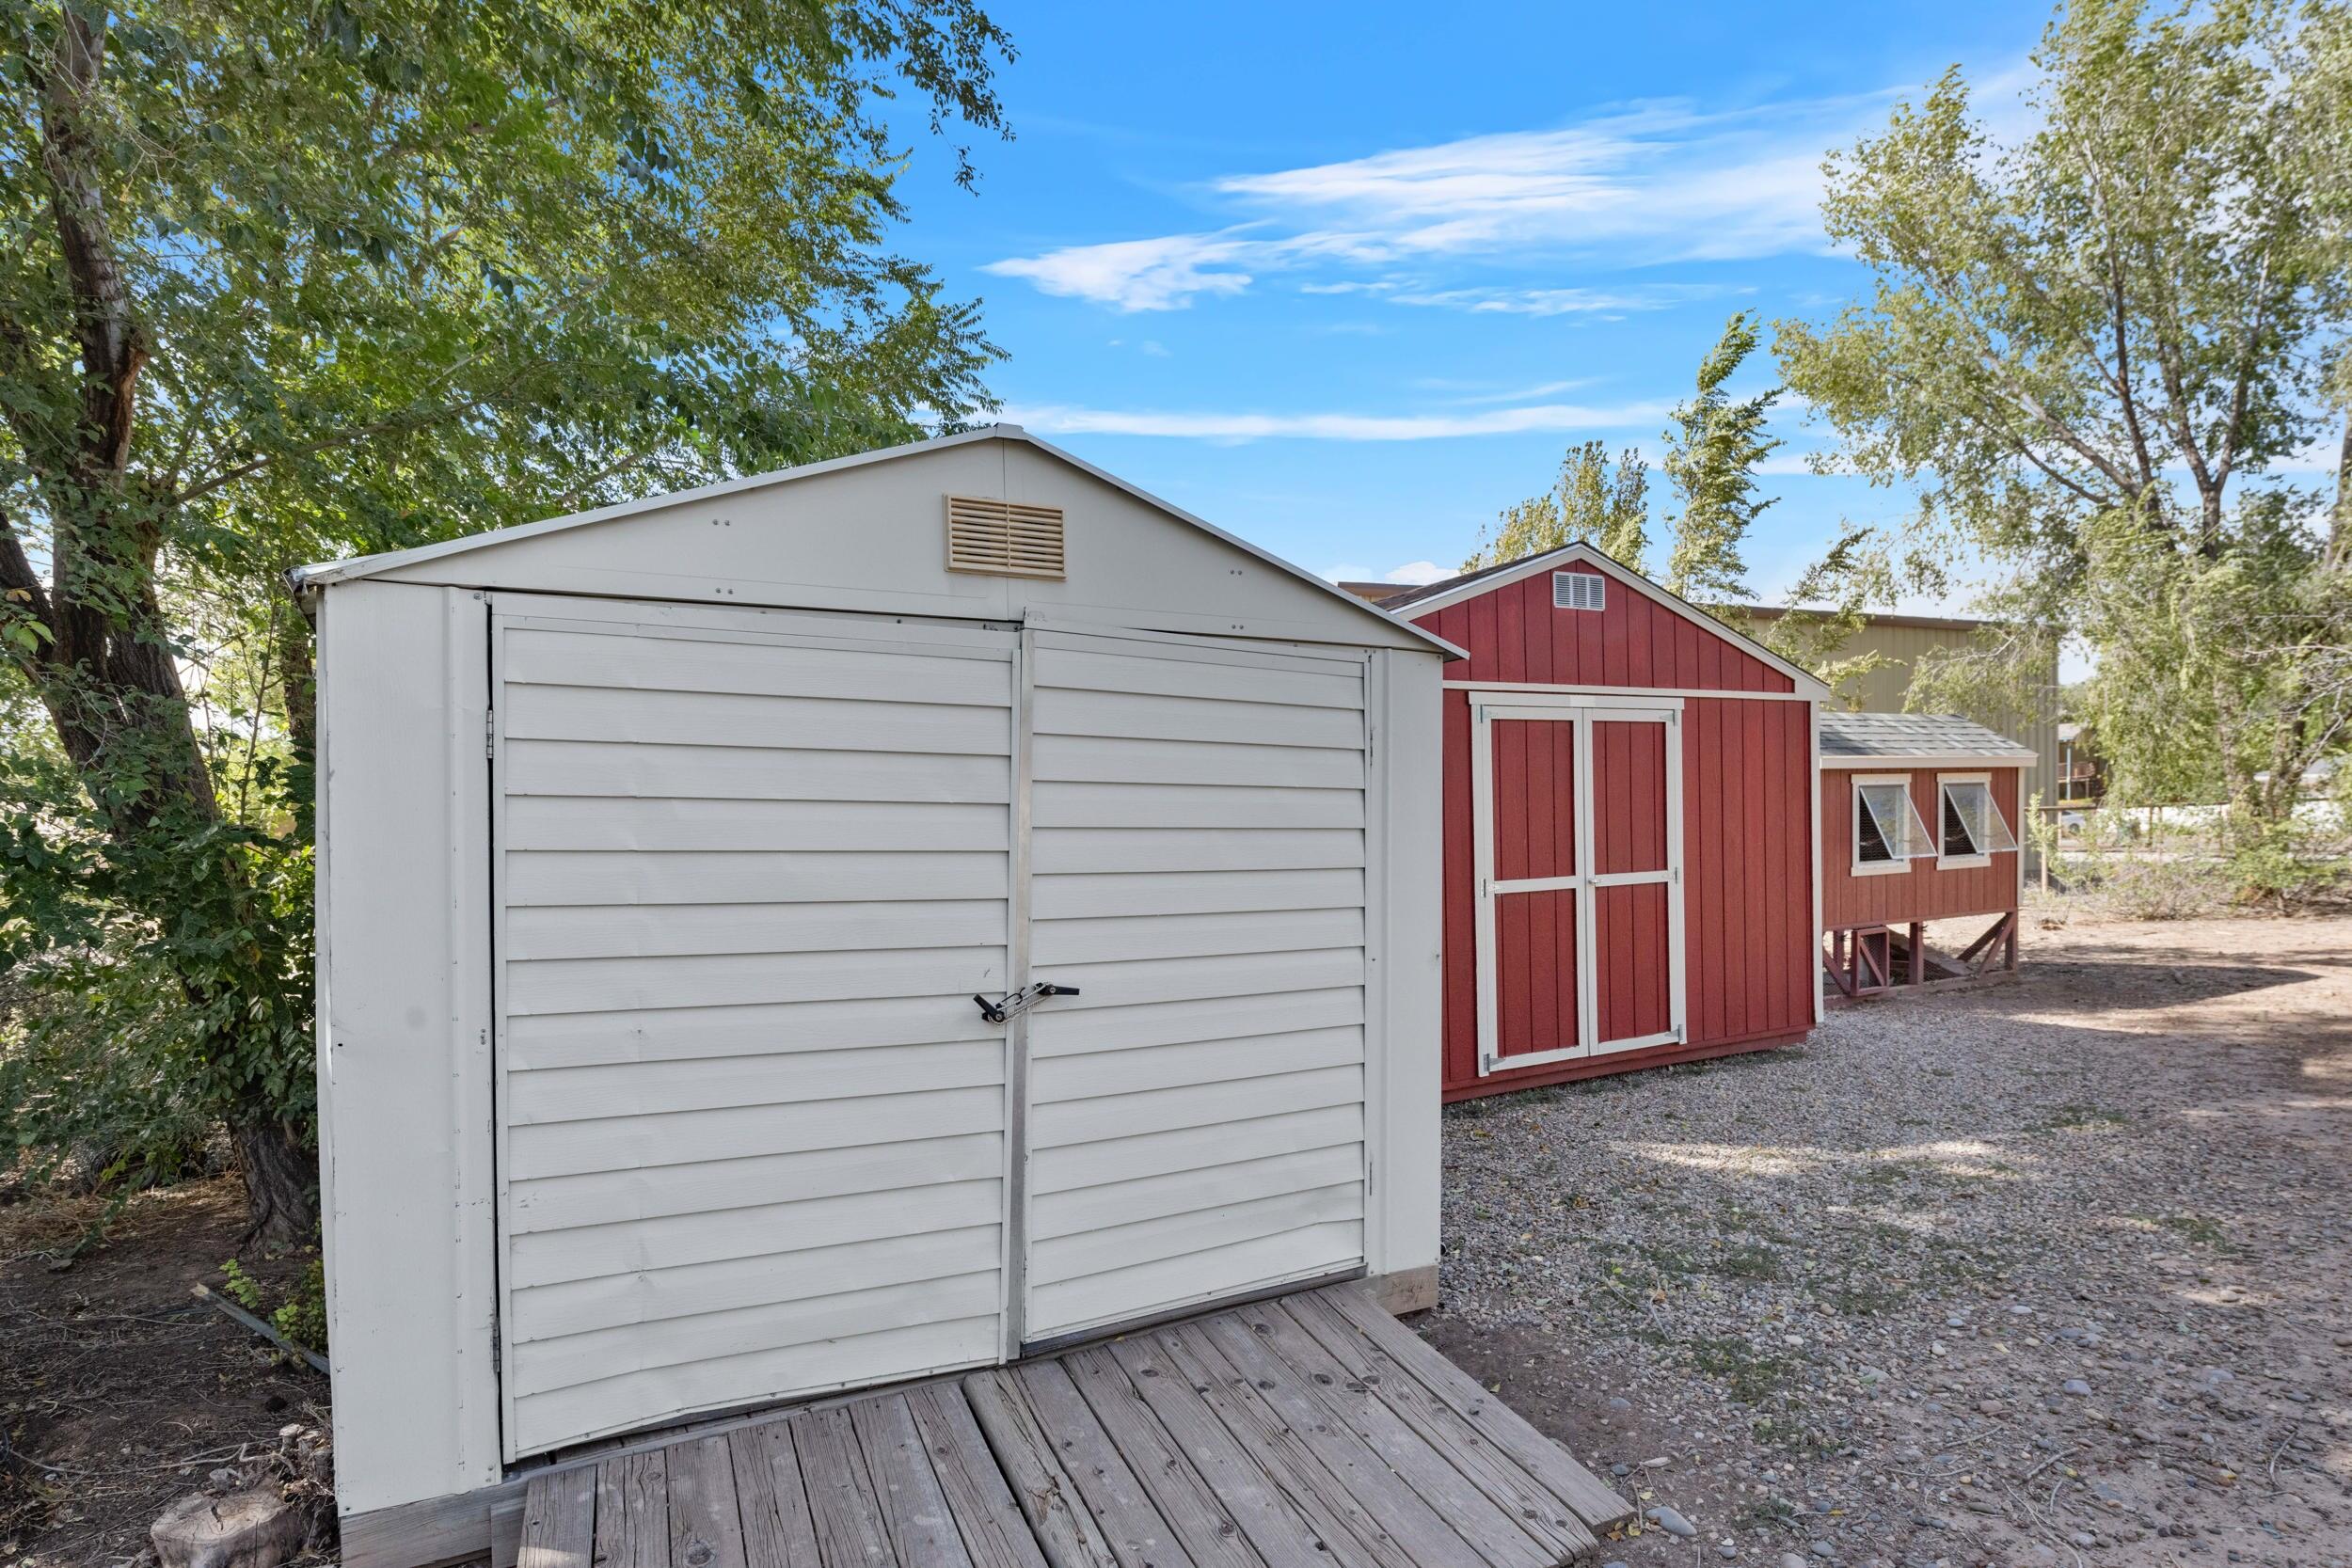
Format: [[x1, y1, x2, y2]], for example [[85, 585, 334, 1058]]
[[891, 1, 2060, 607]]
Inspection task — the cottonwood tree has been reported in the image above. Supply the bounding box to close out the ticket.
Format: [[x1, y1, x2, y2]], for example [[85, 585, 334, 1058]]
[[0, 2, 1010, 1241], [1463, 439, 1648, 570], [1756, 522, 1916, 707], [1777, 0, 2352, 839], [1661, 312, 1779, 613]]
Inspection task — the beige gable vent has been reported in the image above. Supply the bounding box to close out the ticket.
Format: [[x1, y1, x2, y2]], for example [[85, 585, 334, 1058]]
[[946, 494, 1066, 579]]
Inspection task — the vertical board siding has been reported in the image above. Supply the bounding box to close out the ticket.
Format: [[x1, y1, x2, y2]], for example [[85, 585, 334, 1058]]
[[1592, 884, 1671, 1041], [1493, 888, 1578, 1060], [494, 616, 1019, 1459], [1025, 632, 1370, 1341], [1435, 688, 1815, 1097], [1820, 767, 2023, 928], [1425, 565, 1799, 691], [1677, 698, 1815, 1057]]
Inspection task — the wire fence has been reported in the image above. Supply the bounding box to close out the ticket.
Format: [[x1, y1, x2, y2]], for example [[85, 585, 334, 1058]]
[[2025, 796, 2350, 914]]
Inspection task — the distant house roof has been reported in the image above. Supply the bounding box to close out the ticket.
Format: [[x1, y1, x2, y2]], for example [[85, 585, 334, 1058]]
[[1745, 605, 1992, 635], [1371, 552, 1545, 610], [1820, 711, 2039, 767], [1334, 580, 1404, 603]]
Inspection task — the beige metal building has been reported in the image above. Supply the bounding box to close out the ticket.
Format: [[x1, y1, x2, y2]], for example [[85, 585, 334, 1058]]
[[1742, 608, 2061, 810]]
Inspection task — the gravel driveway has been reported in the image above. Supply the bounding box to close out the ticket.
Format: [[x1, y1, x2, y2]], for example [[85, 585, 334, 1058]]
[[1418, 911, 2352, 1568]]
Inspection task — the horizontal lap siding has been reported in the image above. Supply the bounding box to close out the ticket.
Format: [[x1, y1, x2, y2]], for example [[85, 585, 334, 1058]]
[[1025, 632, 1369, 1340], [1821, 767, 2022, 927], [494, 618, 1016, 1458]]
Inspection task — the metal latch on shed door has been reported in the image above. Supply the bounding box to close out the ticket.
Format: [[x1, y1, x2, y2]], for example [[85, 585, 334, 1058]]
[[973, 982, 1082, 1024]]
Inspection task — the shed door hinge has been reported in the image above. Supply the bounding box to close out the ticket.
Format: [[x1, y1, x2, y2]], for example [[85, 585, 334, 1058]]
[[485, 709, 496, 760]]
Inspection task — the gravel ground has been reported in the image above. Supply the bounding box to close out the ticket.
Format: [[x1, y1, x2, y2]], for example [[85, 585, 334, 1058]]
[[1419, 910, 2352, 1568]]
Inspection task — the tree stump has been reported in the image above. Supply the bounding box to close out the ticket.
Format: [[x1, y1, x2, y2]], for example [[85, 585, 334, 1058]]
[[151, 1490, 309, 1568]]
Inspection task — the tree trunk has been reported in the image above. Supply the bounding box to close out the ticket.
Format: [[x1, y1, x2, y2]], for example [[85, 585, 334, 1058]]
[[231, 1113, 317, 1250], [2, 11, 321, 1247], [2328, 415, 2352, 573]]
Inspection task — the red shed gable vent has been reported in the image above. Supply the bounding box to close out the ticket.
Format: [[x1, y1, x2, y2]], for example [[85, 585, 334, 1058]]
[[1552, 570, 1605, 611]]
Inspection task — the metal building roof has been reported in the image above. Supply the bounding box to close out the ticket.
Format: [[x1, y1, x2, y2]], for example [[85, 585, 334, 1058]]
[[1819, 710, 2039, 766]]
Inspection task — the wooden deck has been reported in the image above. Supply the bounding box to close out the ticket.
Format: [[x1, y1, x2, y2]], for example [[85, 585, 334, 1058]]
[[515, 1285, 1630, 1568]]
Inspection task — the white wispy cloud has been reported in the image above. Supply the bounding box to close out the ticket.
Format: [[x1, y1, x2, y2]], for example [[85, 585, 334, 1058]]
[[1325, 561, 1453, 585], [1424, 377, 1597, 406], [985, 231, 1261, 310], [984, 89, 1917, 311], [1386, 284, 1722, 316], [1000, 399, 1671, 442]]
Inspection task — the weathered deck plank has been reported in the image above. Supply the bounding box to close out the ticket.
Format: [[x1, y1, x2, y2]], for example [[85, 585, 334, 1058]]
[[1197, 1310, 1521, 1568], [518, 1463, 596, 1568], [1152, 1323, 1422, 1568], [1057, 1348, 1263, 1568], [494, 1285, 1611, 1568], [665, 1436, 749, 1568], [730, 1419, 822, 1568], [1281, 1292, 1597, 1560], [851, 1394, 977, 1568], [1229, 1297, 1566, 1567], [1239, 1299, 1577, 1566], [594, 1451, 670, 1568], [1319, 1284, 1632, 1531], [1103, 1334, 1383, 1568], [961, 1370, 1120, 1568], [791, 1404, 898, 1565], [905, 1385, 1054, 1568], [1005, 1361, 1194, 1568]]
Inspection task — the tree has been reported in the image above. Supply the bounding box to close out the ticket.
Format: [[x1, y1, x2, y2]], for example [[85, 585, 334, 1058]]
[[1463, 439, 1647, 571], [1775, 0, 2352, 835], [1661, 312, 1779, 613], [1756, 522, 1907, 707], [0, 1, 1011, 1241]]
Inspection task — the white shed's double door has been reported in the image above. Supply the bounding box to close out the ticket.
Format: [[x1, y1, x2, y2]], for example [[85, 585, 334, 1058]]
[[487, 596, 1372, 1459]]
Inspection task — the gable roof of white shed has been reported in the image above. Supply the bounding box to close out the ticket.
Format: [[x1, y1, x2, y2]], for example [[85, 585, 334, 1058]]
[[289, 425, 1459, 657]]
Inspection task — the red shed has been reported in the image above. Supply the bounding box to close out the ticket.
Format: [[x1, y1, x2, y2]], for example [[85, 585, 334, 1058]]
[[1817, 711, 2033, 997], [1380, 544, 1832, 1101]]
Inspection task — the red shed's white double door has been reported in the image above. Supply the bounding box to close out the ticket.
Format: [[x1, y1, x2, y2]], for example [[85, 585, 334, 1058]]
[[1470, 694, 1686, 1076]]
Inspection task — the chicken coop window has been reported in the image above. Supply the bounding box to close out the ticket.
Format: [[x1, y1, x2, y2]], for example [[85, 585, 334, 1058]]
[[1937, 776, 2017, 867], [1852, 777, 1933, 876], [1552, 571, 1605, 611]]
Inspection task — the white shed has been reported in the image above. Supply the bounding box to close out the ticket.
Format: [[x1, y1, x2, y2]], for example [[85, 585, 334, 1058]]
[[294, 425, 1454, 1554]]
